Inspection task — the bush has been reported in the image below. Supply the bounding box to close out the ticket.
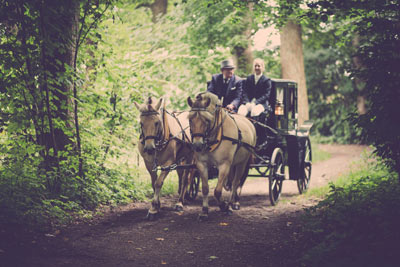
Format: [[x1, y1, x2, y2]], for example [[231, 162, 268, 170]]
[[301, 160, 400, 266]]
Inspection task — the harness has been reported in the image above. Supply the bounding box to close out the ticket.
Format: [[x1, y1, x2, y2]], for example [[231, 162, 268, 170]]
[[190, 106, 255, 153], [139, 108, 190, 171]]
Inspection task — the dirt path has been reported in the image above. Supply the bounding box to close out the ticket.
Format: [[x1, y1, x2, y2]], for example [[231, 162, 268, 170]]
[[1, 144, 367, 267]]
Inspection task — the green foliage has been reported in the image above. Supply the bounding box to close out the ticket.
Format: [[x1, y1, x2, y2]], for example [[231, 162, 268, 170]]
[[301, 159, 400, 266], [308, 0, 400, 173], [182, 0, 261, 76], [0, 0, 142, 229], [302, 14, 363, 143]]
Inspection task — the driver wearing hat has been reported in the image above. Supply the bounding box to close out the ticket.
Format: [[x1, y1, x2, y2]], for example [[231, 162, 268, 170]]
[[207, 59, 242, 112]]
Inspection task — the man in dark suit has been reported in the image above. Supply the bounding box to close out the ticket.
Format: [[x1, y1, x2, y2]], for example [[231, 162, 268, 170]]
[[238, 58, 272, 117], [207, 59, 242, 112]]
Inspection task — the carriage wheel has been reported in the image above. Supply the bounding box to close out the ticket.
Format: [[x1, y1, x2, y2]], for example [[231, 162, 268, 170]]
[[185, 170, 200, 201], [297, 138, 312, 194], [269, 148, 284, 206]]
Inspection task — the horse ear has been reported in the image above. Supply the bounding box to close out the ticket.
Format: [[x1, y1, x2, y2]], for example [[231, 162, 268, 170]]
[[187, 96, 193, 107], [205, 97, 211, 108], [155, 98, 163, 111], [133, 101, 141, 110]]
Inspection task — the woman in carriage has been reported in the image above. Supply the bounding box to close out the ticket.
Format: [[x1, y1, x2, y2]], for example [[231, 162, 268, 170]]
[[238, 58, 272, 122], [238, 58, 273, 147]]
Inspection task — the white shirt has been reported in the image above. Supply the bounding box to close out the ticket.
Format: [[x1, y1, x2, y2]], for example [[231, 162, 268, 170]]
[[255, 73, 262, 84]]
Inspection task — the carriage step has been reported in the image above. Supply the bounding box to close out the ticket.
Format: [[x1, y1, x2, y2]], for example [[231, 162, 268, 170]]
[[249, 164, 269, 168]]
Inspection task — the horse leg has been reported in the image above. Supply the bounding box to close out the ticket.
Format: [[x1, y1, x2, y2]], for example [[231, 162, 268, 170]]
[[229, 175, 242, 210], [196, 162, 209, 220], [147, 170, 169, 220], [175, 169, 188, 212], [229, 161, 248, 210], [214, 163, 232, 213]]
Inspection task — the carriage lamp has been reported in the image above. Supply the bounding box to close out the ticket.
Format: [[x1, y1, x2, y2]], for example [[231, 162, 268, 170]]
[[275, 101, 284, 116]]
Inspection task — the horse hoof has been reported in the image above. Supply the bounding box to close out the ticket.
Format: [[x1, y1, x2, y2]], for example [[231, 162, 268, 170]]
[[232, 203, 240, 210], [219, 202, 228, 212], [198, 213, 208, 221], [146, 211, 158, 221], [174, 204, 183, 212]]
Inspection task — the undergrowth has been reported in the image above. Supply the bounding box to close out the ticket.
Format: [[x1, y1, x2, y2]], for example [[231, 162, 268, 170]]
[[301, 158, 400, 267]]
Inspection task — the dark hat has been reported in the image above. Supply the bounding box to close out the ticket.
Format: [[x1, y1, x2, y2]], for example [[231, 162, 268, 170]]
[[220, 59, 235, 69]]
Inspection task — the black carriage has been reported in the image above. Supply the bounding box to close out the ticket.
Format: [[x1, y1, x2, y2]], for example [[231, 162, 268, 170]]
[[248, 79, 313, 205], [186, 79, 313, 205]]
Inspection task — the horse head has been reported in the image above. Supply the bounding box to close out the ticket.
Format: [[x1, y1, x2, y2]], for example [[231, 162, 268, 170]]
[[134, 97, 163, 155], [187, 92, 219, 152]]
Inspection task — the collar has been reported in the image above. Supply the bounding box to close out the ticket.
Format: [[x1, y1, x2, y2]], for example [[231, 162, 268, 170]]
[[255, 73, 262, 83]]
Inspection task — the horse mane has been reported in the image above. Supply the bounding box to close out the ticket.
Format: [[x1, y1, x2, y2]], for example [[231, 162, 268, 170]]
[[188, 92, 219, 121]]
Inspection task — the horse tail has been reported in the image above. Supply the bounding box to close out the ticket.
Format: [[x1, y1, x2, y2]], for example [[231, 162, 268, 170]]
[[239, 154, 254, 188]]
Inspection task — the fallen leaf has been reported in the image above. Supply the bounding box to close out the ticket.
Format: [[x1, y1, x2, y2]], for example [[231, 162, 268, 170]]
[[161, 260, 167, 264], [163, 228, 169, 232], [63, 237, 69, 242], [209, 256, 218, 260], [187, 251, 194, 254], [286, 222, 293, 226], [45, 234, 55, 238], [127, 240, 134, 243], [136, 248, 142, 251], [219, 222, 229, 226], [156, 237, 164, 241], [54, 230, 60, 235]]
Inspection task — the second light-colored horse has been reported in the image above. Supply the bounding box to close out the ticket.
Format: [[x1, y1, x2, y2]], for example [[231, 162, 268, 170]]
[[187, 92, 257, 219]]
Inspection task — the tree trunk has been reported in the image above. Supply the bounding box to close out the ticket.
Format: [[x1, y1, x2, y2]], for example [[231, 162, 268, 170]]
[[137, 0, 168, 23], [40, 0, 79, 154], [352, 35, 367, 115], [280, 20, 309, 126], [233, 2, 253, 74]]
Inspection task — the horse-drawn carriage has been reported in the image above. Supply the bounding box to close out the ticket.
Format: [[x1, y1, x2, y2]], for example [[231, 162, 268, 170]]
[[186, 79, 313, 206], [135, 79, 312, 219]]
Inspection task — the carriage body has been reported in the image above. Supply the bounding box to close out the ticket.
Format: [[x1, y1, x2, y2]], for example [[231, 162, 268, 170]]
[[247, 79, 313, 204]]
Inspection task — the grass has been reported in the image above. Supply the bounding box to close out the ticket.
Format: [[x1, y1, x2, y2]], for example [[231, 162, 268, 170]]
[[305, 149, 372, 199], [310, 136, 331, 163]]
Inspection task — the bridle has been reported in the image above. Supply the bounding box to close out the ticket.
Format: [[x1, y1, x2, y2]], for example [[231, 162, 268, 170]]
[[189, 106, 223, 151], [139, 110, 164, 149]]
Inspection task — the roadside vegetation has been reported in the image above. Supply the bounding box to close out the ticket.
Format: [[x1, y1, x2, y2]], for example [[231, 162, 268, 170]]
[[301, 157, 400, 266]]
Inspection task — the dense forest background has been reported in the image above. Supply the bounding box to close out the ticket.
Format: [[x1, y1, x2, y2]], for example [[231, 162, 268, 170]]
[[0, 0, 399, 232]]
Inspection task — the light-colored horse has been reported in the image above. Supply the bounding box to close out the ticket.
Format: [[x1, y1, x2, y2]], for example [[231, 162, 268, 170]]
[[134, 97, 192, 219], [187, 92, 257, 219]]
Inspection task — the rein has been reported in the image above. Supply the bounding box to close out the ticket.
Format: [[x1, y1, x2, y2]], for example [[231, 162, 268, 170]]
[[190, 106, 254, 152]]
